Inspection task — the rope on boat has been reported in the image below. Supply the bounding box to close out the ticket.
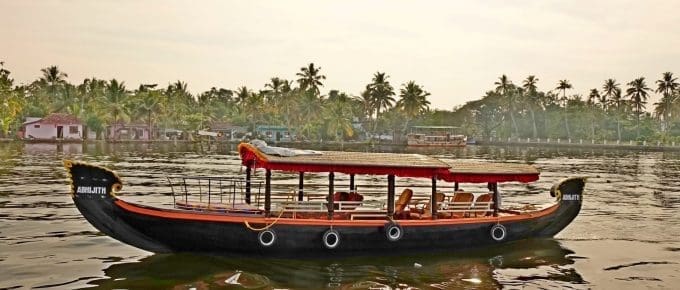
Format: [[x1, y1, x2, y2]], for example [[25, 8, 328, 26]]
[[243, 208, 286, 231]]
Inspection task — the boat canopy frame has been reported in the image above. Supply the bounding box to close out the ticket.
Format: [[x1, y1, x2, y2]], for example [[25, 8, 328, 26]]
[[237, 143, 541, 219]]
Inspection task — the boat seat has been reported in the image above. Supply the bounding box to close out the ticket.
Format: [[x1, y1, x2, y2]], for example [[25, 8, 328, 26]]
[[470, 193, 494, 217], [409, 191, 446, 219], [438, 192, 474, 218], [394, 188, 413, 219]]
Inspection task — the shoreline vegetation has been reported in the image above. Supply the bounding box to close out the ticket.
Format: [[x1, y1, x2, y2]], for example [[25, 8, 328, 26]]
[[3, 138, 680, 152], [1, 61, 679, 146]]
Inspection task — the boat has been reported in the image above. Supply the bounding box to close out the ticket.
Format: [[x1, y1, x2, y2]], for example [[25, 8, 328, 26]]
[[406, 126, 467, 147], [64, 140, 586, 256]]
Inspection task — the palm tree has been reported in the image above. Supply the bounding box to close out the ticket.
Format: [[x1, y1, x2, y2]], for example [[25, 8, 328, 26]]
[[396, 81, 431, 131], [264, 77, 285, 105], [39, 66, 68, 97], [494, 75, 519, 137], [522, 75, 540, 138], [104, 79, 129, 140], [296, 90, 323, 139], [323, 97, 354, 141], [602, 78, 622, 140], [626, 77, 651, 138], [654, 72, 678, 132], [368, 72, 395, 134], [296, 63, 325, 95], [135, 87, 164, 140], [556, 80, 573, 139], [587, 89, 601, 139]]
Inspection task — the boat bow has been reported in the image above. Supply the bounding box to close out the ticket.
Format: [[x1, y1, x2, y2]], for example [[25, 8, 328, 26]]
[[64, 160, 171, 253]]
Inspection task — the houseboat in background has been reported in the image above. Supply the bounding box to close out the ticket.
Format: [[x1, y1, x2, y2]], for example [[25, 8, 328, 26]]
[[406, 126, 467, 147]]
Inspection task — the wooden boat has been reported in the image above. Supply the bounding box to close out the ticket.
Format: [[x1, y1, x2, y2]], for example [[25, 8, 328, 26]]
[[406, 126, 467, 147], [64, 141, 585, 256]]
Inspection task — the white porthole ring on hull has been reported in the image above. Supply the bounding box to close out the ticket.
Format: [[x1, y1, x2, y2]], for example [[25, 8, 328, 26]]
[[258, 229, 276, 247], [490, 224, 507, 242], [323, 229, 340, 249], [385, 222, 403, 242]]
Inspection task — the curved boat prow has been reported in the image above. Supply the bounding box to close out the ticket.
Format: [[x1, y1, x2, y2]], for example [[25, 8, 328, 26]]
[[538, 177, 586, 237], [64, 160, 170, 253]]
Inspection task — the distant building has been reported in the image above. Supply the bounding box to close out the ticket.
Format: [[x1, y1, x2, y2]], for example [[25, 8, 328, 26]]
[[107, 122, 154, 140], [208, 122, 247, 141], [21, 113, 83, 140], [255, 125, 293, 142]]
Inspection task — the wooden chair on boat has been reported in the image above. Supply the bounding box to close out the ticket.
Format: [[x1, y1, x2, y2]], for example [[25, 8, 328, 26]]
[[394, 188, 414, 219], [447, 191, 474, 218], [410, 191, 446, 219], [469, 193, 493, 217], [351, 188, 412, 220]]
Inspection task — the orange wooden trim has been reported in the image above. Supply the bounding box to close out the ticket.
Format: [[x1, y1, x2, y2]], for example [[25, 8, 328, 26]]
[[238, 143, 270, 163], [114, 199, 560, 227]]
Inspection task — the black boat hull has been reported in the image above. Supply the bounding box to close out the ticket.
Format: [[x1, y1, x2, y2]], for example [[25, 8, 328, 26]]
[[65, 161, 585, 256]]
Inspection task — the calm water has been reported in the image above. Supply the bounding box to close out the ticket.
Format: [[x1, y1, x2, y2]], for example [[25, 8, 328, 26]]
[[0, 142, 679, 289]]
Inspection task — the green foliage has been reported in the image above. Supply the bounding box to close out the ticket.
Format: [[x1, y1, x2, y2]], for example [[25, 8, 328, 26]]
[[2, 61, 679, 143]]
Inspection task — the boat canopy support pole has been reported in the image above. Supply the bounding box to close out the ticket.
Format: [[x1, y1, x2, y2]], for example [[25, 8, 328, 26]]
[[387, 174, 395, 217], [245, 164, 252, 204], [431, 176, 438, 219], [454, 182, 459, 191], [298, 172, 304, 201], [490, 182, 499, 216], [265, 169, 271, 217], [349, 174, 355, 192], [328, 172, 335, 220]]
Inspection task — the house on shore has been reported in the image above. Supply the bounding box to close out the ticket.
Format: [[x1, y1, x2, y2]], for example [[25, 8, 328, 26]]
[[107, 122, 154, 140], [255, 125, 293, 142], [208, 122, 246, 141], [20, 113, 84, 140]]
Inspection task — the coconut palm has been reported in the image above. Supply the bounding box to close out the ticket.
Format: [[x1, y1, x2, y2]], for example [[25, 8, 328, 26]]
[[587, 89, 601, 139], [264, 77, 285, 105], [494, 75, 520, 137], [626, 77, 651, 138], [602, 79, 620, 112], [368, 72, 395, 134], [397, 81, 431, 131], [296, 63, 325, 95], [602, 79, 622, 140], [522, 75, 540, 138], [296, 90, 323, 139], [323, 97, 354, 141], [104, 79, 129, 139], [38, 66, 68, 97], [654, 72, 678, 132], [556, 80, 573, 139], [135, 87, 164, 140]]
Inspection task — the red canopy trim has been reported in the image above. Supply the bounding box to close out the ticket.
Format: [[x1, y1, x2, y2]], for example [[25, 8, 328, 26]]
[[439, 172, 539, 183], [238, 143, 450, 178], [439, 161, 540, 183]]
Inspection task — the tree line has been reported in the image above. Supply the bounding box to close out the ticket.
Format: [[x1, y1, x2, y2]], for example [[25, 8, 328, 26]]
[[1, 60, 679, 143]]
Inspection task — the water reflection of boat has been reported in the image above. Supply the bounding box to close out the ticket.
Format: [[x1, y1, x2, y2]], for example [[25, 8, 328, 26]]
[[64, 140, 585, 256], [85, 239, 582, 289]]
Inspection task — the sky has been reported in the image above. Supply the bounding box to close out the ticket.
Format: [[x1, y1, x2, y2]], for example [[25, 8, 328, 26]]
[[2, 0, 679, 110]]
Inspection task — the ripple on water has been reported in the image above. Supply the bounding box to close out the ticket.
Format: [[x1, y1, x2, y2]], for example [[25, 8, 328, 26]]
[[1, 143, 680, 289]]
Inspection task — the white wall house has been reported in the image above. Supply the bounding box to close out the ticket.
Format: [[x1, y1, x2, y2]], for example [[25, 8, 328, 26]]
[[22, 113, 83, 140]]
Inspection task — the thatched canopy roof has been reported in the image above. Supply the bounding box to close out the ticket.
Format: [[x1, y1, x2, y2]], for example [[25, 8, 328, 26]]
[[238, 142, 539, 182], [441, 161, 539, 183], [238, 143, 450, 178]]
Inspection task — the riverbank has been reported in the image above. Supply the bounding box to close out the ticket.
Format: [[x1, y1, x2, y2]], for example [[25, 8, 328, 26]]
[[3, 137, 680, 152]]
